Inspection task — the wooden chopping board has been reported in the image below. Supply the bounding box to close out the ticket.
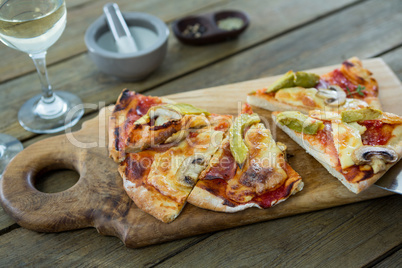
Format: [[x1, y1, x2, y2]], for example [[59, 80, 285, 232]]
[[1, 58, 401, 248]]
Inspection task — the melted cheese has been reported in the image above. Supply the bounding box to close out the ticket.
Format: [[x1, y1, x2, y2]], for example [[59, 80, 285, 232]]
[[388, 124, 402, 150], [331, 121, 363, 169], [147, 130, 222, 203], [226, 123, 287, 203], [348, 122, 367, 135], [341, 98, 369, 110], [275, 87, 325, 109]]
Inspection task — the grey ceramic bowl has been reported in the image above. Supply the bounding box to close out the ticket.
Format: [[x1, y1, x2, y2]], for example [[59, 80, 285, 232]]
[[85, 12, 169, 81]]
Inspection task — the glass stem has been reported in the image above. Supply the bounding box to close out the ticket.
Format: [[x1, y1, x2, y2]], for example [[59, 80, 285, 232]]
[[29, 51, 54, 103]]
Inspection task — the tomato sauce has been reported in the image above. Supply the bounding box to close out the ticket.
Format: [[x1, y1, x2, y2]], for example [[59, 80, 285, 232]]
[[241, 103, 254, 115], [315, 122, 333, 147], [124, 152, 155, 182], [360, 121, 394, 146], [115, 94, 166, 152], [204, 144, 236, 181], [135, 95, 164, 116], [252, 180, 296, 208], [321, 69, 364, 98]]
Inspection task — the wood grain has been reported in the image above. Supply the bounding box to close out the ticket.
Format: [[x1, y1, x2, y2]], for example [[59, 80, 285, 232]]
[[0, 59, 399, 248], [0, 227, 209, 267], [146, 0, 402, 98], [0, 0, 359, 141], [156, 195, 402, 268], [0, 0, 222, 83], [374, 247, 402, 268]]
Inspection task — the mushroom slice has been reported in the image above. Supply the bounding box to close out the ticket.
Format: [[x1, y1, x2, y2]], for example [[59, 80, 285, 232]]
[[316, 85, 347, 107], [151, 107, 182, 126], [352, 146, 398, 174]]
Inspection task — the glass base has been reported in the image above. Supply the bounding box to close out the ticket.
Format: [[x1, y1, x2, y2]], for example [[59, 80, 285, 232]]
[[18, 91, 84, 134], [0, 134, 24, 177]]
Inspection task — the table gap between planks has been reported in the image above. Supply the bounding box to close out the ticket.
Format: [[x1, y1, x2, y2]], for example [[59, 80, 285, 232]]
[[0, 0, 401, 267]]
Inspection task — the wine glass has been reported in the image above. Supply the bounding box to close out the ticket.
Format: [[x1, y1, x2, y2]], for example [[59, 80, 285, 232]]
[[0, 0, 84, 133]]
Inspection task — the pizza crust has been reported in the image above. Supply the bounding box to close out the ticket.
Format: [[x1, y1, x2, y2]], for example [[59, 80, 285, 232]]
[[187, 186, 261, 212], [122, 174, 184, 223], [109, 115, 121, 162]]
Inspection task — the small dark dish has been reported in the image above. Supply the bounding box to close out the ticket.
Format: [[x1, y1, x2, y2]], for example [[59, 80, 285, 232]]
[[172, 10, 249, 45]]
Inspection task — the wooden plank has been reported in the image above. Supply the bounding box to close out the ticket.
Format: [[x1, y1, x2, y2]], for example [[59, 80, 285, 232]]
[[373, 248, 402, 268], [145, 0, 402, 98], [156, 195, 402, 267], [1, 197, 399, 267], [0, 0, 358, 140], [0, 0, 223, 82], [0, 227, 210, 267]]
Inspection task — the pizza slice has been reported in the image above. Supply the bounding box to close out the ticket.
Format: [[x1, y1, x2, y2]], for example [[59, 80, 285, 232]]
[[118, 115, 232, 223], [109, 89, 174, 162], [187, 104, 304, 212], [109, 89, 212, 162], [272, 108, 402, 193], [247, 57, 380, 114]]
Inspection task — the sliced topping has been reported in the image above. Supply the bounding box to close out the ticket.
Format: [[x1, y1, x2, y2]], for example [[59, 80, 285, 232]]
[[351, 146, 398, 174], [135, 103, 210, 126], [164, 130, 189, 144], [165, 103, 210, 116], [266, 71, 319, 93], [176, 131, 223, 188], [275, 87, 325, 109], [331, 121, 363, 170], [361, 121, 395, 146], [309, 110, 341, 121], [152, 107, 182, 126], [316, 85, 346, 107], [229, 113, 260, 167], [266, 71, 295, 93], [341, 107, 382, 123], [294, 71, 321, 88], [276, 111, 324, 135]]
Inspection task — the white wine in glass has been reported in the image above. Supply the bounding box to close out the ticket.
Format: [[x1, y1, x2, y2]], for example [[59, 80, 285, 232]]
[[0, 0, 84, 133]]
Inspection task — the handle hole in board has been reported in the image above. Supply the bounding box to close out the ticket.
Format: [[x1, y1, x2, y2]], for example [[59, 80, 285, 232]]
[[34, 168, 80, 193]]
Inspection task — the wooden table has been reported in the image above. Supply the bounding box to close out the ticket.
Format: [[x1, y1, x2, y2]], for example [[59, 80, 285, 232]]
[[0, 0, 401, 266]]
